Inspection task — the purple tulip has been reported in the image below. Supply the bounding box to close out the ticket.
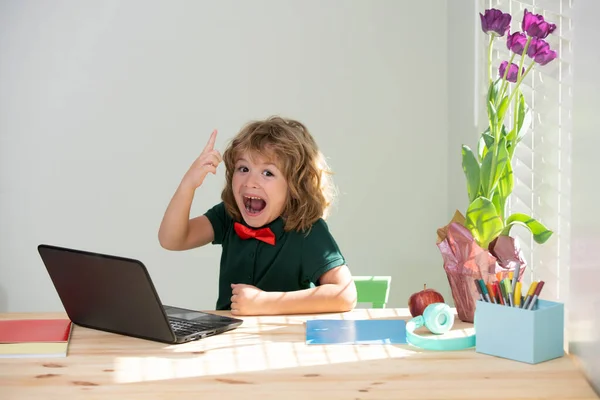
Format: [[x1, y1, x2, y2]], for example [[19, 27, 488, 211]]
[[527, 38, 558, 65], [533, 47, 558, 66], [526, 38, 549, 57], [506, 31, 528, 55], [480, 8, 511, 37], [521, 9, 557, 39], [499, 61, 525, 83]]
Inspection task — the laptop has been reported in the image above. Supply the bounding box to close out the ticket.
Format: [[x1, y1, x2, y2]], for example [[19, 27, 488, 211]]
[[37, 244, 243, 344]]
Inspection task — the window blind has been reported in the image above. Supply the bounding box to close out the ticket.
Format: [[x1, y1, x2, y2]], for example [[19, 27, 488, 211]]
[[478, 0, 573, 303]]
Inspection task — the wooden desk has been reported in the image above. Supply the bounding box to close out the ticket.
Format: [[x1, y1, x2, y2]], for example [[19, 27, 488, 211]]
[[1, 308, 598, 399]]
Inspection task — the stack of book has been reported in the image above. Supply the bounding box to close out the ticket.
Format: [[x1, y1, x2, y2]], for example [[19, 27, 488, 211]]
[[0, 319, 73, 358]]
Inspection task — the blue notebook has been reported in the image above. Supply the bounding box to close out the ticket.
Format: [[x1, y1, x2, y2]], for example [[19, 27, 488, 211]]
[[305, 319, 407, 345]]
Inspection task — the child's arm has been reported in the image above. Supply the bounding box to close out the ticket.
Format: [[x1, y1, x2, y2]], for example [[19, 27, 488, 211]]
[[158, 130, 222, 250], [231, 265, 357, 315]]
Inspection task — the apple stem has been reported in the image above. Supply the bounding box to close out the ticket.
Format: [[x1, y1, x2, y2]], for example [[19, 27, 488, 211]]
[[424, 284, 426, 290]]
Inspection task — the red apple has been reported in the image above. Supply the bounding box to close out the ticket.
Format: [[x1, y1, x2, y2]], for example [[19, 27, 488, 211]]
[[408, 284, 445, 317]]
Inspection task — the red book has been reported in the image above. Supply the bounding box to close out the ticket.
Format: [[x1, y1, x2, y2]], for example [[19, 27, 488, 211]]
[[0, 319, 72, 343]]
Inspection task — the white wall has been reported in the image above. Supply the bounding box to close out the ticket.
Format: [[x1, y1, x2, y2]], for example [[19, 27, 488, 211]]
[[569, 0, 600, 394], [446, 2, 478, 220], [0, 0, 450, 312]]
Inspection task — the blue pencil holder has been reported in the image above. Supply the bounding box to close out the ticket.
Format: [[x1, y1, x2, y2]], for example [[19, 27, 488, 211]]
[[474, 299, 564, 364]]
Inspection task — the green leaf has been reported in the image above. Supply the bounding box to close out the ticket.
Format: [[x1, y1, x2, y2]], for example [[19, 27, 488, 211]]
[[462, 145, 481, 203], [512, 92, 531, 143], [517, 91, 526, 128], [499, 124, 508, 138], [497, 96, 510, 125], [483, 131, 495, 147], [487, 100, 498, 126], [491, 191, 502, 222], [480, 137, 509, 197], [494, 160, 514, 220], [506, 139, 516, 160], [507, 127, 517, 142], [501, 213, 553, 244], [517, 108, 531, 142], [480, 147, 495, 196], [477, 126, 494, 161], [488, 78, 503, 106], [478, 129, 494, 161], [465, 197, 504, 249]]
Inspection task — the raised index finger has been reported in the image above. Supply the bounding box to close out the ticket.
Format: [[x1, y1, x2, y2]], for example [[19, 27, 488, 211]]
[[203, 129, 218, 153]]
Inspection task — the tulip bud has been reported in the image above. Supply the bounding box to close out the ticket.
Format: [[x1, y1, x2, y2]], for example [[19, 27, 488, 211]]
[[499, 61, 525, 83], [507, 31, 528, 56], [522, 9, 557, 39], [480, 8, 511, 37]]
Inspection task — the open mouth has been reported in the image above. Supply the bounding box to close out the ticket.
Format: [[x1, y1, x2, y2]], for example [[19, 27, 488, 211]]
[[243, 195, 267, 216]]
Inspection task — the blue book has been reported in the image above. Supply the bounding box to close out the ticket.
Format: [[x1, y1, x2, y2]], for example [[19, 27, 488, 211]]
[[305, 319, 406, 345]]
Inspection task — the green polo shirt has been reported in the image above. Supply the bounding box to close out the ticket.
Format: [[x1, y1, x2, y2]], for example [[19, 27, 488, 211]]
[[204, 202, 346, 310]]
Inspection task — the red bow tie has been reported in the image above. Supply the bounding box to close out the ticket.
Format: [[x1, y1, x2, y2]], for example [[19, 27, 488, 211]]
[[234, 222, 276, 245]]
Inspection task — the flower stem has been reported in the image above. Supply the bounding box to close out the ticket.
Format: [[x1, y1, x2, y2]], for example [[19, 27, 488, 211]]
[[507, 38, 533, 103], [485, 37, 516, 200], [509, 40, 531, 151], [507, 62, 536, 105], [508, 61, 535, 148], [499, 53, 516, 101], [482, 35, 497, 199], [487, 34, 495, 84], [513, 84, 521, 146], [518, 38, 532, 80]]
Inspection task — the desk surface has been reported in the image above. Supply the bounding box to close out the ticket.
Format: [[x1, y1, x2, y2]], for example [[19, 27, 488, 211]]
[[1, 308, 597, 400]]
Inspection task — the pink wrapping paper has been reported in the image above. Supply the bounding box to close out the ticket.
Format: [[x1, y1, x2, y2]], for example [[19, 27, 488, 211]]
[[437, 220, 526, 323]]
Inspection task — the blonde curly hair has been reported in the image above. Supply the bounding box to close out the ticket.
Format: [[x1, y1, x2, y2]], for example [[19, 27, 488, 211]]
[[221, 116, 336, 232]]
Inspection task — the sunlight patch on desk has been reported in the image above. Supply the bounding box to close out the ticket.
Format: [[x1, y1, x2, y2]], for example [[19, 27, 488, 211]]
[[113, 310, 420, 384], [113, 342, 417, 383]]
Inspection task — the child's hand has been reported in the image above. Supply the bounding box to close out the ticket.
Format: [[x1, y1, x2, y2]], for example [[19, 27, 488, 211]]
[[181, 129, 222, 190], [230, 283, 267, 315]]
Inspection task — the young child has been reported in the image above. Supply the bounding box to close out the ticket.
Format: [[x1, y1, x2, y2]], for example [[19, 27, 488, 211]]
[[158, 116, 356, 316]]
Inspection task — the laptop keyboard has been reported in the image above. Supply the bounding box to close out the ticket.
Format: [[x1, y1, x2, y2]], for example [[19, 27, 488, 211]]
[[168, 318, 213, 336]]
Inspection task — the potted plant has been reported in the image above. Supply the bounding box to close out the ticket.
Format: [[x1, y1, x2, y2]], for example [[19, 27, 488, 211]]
[[437, 8, 558, 323]]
